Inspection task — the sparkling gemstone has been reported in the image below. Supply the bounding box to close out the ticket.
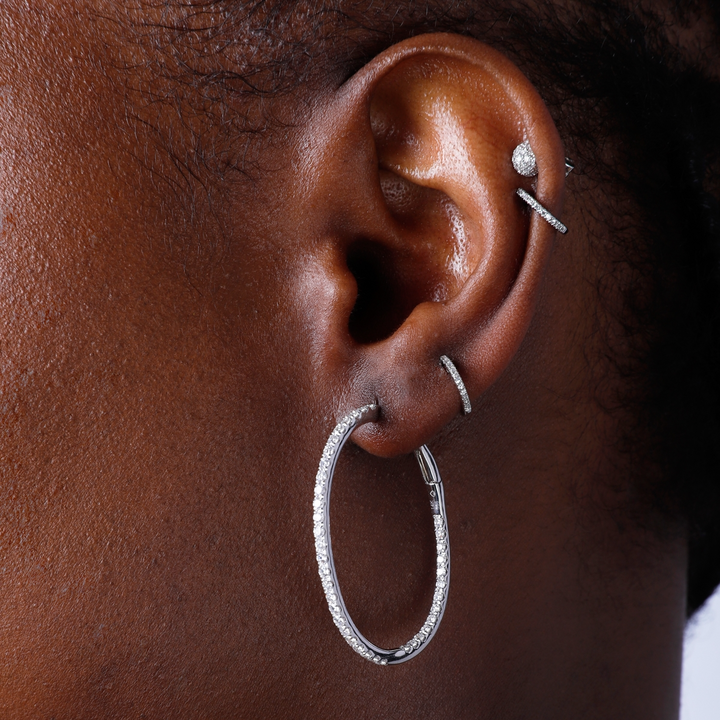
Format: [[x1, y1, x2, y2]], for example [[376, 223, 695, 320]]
[[512, 140, 538, 177]]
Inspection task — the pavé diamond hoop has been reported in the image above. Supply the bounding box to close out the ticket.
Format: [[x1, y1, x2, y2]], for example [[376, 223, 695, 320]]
[[439, 355, 472, 415], [512, 139, 573, 235], [313, 404, 450, 665]]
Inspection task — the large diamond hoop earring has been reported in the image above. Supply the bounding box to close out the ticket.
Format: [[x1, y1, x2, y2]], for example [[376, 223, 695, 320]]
[[313, 404, 449, 665], [313, 358, 471, 665]]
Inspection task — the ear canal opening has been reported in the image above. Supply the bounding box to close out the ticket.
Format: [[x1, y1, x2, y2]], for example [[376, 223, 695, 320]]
[[347, 239, 410, 344]]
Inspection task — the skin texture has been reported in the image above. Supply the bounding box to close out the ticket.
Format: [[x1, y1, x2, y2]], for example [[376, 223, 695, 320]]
[[0, 3, 686, 719]]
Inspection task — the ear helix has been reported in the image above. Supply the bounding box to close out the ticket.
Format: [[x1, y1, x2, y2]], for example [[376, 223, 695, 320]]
[[512, 140, 573, 234]]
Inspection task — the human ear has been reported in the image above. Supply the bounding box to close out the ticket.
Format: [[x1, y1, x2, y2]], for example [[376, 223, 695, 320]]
[[289, 33, 568, 456]]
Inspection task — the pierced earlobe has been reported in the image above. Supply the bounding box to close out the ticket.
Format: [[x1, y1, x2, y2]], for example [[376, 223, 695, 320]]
[[512, 140, 573, 235]]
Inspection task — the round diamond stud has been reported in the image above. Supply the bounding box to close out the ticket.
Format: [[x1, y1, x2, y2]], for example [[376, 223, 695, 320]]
[[512, 140, 538, 177]]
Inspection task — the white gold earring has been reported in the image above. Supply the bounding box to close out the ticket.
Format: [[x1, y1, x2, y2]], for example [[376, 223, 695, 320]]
[[512, 140, 539, 177], [440, 355, 472, 414], [312, 358, 471, 664], [512, 140, 573, 234], [313, 404, 449, 665]]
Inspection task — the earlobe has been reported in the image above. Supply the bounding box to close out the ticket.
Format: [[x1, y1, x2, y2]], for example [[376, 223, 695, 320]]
[[290, 33, 569, 456]]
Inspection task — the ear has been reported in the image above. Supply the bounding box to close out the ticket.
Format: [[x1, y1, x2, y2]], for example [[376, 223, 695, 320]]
[[289, 33, 568, 456]]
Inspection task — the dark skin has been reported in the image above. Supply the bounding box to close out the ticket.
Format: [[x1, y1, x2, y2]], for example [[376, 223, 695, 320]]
[[0, 3, 686, 718]]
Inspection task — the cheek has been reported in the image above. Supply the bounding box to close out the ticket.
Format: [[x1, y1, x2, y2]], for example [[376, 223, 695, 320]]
[[0, 195, 315, 713], [0, 20, 321, 714]]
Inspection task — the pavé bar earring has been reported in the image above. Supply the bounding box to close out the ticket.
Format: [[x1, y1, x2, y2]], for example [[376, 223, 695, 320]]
[[512, 139, 573, 234], [313, 355, 471, 664]]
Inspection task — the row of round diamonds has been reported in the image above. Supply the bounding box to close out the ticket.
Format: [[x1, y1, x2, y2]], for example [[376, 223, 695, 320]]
[[439, 355, 472, 415], [397, 513, 449, 656], [314, 407, 388, 665]]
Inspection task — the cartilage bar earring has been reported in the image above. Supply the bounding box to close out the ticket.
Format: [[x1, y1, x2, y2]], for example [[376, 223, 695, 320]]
[[313, 404, 450, 665], [512, 140, 572, 235]]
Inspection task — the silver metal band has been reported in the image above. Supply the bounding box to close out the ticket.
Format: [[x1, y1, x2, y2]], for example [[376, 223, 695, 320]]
[[440, 355, 472, 415], [313, 404, 450, 665], [516, 188, 568, 235]]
